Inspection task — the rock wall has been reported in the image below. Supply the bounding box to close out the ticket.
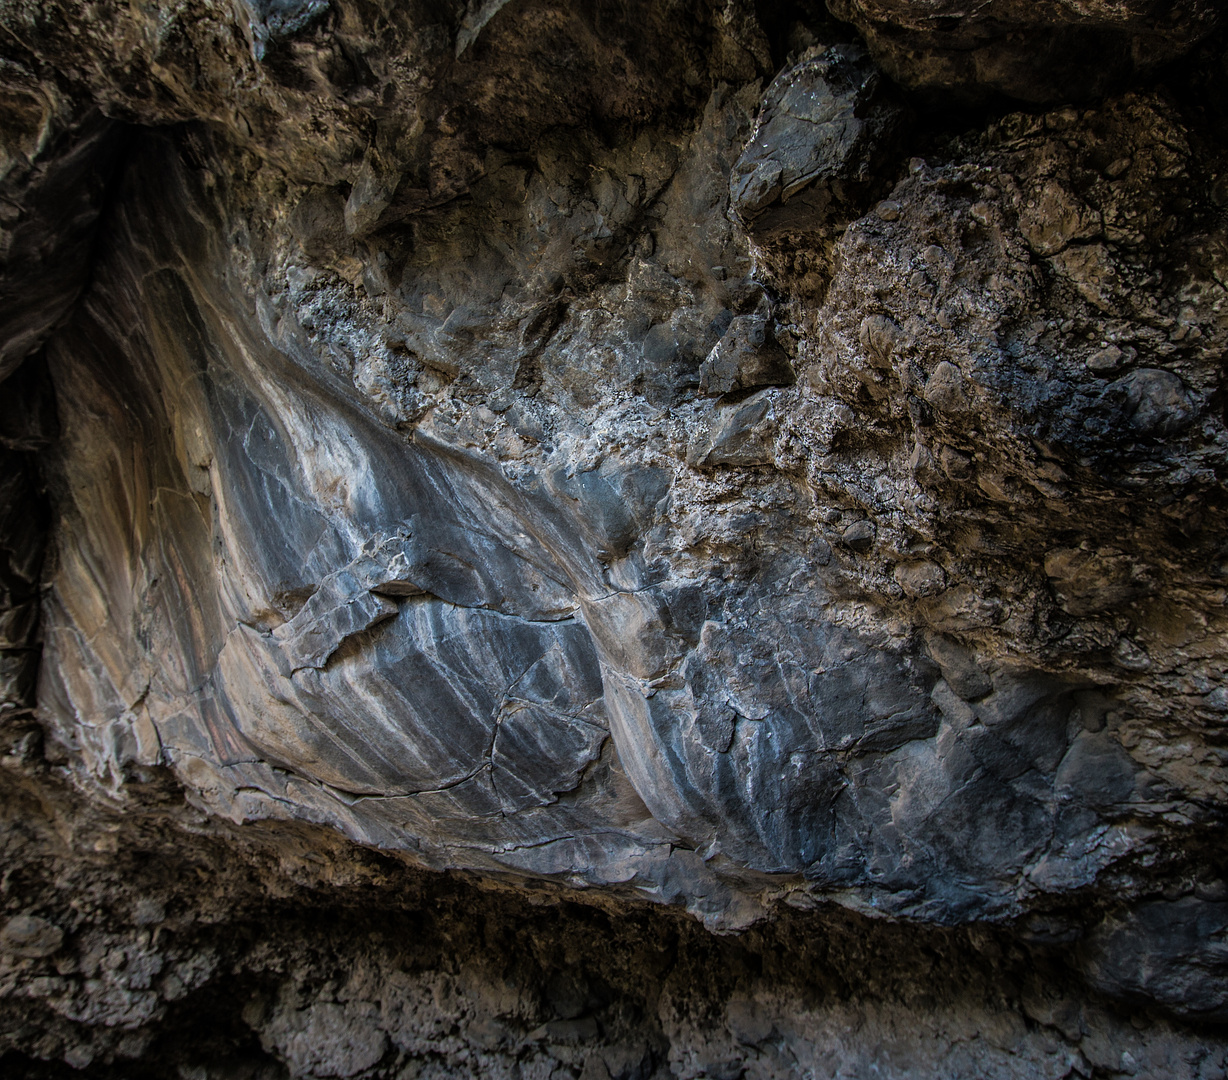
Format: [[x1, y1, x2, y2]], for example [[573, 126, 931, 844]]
[[1, 1, 1227, 1076]]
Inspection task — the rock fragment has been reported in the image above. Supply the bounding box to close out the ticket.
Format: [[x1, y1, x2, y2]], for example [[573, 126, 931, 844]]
[[0, 914, 63, 958], [894, 560, 946, 598], [688, 391, 778, 467], [699, 291, 793, 395], [842, 519, 876, 553], [729, 43, 902, 235], [1081, 898, 1228, 1022], [1116, 368, 1195, 436], [922, 361, 970, 414]]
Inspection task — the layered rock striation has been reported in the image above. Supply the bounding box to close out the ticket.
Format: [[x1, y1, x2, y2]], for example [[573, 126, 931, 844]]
[[1, 1, 1228, 1076]]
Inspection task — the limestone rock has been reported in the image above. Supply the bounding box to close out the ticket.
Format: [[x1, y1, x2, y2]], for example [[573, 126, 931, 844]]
[[0, 0, 1226, 1074]]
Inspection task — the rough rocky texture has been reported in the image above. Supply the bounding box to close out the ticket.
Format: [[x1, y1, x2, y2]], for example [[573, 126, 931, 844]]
[[2, 0, 1228, 1075], [3, 751, 1228, 1079], [827, 0, 1223, 102]]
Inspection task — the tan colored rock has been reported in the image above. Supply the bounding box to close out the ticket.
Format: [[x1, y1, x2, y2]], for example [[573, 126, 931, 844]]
[[894, 560, 946, 599], [0, 914, 63, 958]]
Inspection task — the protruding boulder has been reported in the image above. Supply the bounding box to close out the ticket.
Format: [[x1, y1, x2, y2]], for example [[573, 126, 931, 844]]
[[729, 43, 903, 237]]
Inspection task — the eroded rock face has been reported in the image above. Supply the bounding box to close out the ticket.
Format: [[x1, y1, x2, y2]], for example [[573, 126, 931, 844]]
[[2, 0, 1228, 1075], [828, 0, 1223, 101]]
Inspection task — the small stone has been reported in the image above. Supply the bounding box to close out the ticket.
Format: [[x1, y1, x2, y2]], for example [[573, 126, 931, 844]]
[[1086, 344, 1122, 372], [920, 584, 1002, 632], [344, 148, 398, 238], [688, 391, 777, 467], [467, 1016, 510, 1051], [922, 361, 970, 413], [1112, 637, 1152, 672], [0, 914, 63, 958], [976, 472, 1013, 502], [939, 444, 972, 480], [261, 1000, 388, 1078], [1044, 547, 1140, 616], [1018, 179, 1098, 256], [970, 201, 994, 226], [894, 560, 946, 598], [875, 199, 901, 221], [925, 634, 992, 700], [842, 519, 876, 553], [1118, 368, 1194, 436], [699, 313, 792, 396], [859, 314, 902, 367], [1195, 880, 1228, 901], [726, 995, 775, 1044], [1046, 106, 1080, 129], [132, 898, 166, 927], [63, 1047, 95, 1071], [1202, 687, 1228, 713]]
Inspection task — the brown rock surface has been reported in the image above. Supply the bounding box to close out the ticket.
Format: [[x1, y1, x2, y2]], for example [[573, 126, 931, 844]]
[[1, 1, 1227, 1075]]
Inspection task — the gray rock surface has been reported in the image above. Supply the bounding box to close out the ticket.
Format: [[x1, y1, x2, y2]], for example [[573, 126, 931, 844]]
[[1, 0, 1227, 1074]]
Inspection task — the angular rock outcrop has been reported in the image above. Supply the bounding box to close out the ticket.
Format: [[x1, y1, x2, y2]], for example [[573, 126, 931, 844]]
[[2, 0, 1228, 1076]]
